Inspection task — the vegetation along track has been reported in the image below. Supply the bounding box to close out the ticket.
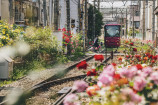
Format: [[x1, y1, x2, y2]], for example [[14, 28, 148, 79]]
[[25, 49, 119, 105], [54, 49, 120, 105], [0, 55, 94, 105]]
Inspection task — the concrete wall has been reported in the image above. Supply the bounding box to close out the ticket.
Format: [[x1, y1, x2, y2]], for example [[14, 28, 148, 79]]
[[59, 0, 78, 34], [1, 0, 9, 22]]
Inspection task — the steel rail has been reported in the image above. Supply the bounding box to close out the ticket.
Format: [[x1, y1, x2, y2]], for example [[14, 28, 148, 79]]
[[54, 49, 118, 105], [0, 55, 94, 105]]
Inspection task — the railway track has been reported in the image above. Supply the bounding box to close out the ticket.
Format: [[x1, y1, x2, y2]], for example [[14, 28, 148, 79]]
[[24, 49, 118, 105], [53, 50, 119, 105], [0, 55, 95, 105], [0, 48, 119, 105]]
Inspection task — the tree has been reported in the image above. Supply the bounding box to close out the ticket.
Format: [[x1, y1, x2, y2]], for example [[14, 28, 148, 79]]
[[88, 5, 103, 40]]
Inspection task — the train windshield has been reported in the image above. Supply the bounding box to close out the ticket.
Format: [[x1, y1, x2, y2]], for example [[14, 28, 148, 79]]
[[105, 25, 120, 37]]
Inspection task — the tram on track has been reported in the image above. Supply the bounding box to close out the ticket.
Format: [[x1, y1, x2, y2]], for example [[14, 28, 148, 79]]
[[104, 24, 121, 48]]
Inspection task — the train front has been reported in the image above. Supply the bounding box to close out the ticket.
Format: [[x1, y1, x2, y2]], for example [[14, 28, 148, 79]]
[[104, 24, 121, 48]]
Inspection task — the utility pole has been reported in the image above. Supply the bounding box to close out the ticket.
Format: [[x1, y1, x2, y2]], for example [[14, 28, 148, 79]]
[[126, 8, 128, 39], [78, 0, 80, 32], [93, 0, 96, 40], [143, 1, 146, 40], [84, 0, 88, 51], [9, 0, 13, 24], [66, 0, 71, 55], [98, 0, 100, 11], [38, 0, 40, 26], [152, 0, 155, 41], [43, 0, 47, 26], [54, 0, 59, 30], [132, 6, 135, 38], [49, 0, 52, 27]]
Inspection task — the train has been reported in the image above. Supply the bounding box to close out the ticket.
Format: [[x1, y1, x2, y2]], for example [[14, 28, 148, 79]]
[[104, 24, 121, 48]]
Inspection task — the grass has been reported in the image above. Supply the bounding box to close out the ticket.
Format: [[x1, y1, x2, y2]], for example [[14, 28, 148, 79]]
[[0, 52, 86, 87]]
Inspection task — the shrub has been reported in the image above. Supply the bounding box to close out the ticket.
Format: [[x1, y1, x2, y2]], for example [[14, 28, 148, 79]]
[[0, 20, 22, 47], [23, 27, 61, 62]]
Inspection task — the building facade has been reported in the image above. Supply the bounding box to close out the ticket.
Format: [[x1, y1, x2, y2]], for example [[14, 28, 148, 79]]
[[127, 2, 140, 38]]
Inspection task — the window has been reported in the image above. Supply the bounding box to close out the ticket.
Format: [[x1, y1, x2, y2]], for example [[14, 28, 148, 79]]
[[135, 11, 140, 16], [135, 21, 140, 29]]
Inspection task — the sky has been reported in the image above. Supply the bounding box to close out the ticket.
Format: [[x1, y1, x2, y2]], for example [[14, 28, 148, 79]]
[[88, 0, 132, 8]]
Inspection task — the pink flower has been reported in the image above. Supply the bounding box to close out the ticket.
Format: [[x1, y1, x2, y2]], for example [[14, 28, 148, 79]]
[[102, 65, 115, 76], [137, 71, 148, 78], [121, 88, 142, 103], [150, 71, 158, 85], [123, 102, 135, 105], [142, 67, 152, 76], [72, 80, 88, 92], [64, 94, 80, 105], [119, 66, 137, 79], [133, 77, 146, 91], [131, 93, 142, 103], [98, 74, 113, 85]]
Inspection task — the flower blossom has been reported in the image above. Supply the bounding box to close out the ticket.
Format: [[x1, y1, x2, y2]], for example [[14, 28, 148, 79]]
[[133, 77, 146, 91], [121, 88, 142, 104], [87, 69, 97, 76], [129, 42, 134, 46], [150, 71, 158, 85], [94, 54, 104, 62], [86, 85, 100, 96], [136, 64, 143, 70], [142, 67, 152, 76], [119, 66, 137, 79], [102, 65, 115, 76], [64, 94, 80, 105], [98, 73, 113, 85], [76, 60, 88, 69], [133, 48, 137, 52], [123, 102, 135, 105], [72, 80, 88, 92]]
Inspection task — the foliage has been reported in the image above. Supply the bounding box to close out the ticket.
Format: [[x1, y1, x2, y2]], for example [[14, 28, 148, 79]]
[[63, 39, 158, 105], [128, 28, 139, 37], [23, 26, 61, 62], [88, 5, 104, 40], [59, 28, 85, 60], [0, 20, 22, 47]]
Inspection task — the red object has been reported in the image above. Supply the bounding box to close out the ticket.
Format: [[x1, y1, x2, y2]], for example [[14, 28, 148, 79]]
[[114, 74, 121, 80], [62, 28, 66, 31], [76, 60, 88, 69], [129, 42, 134, 46], [133, 48, 137, 52], [136, 64, 143, 70], [87, 71, 92, 76], [148, 55, 153, 59], [86, 85, 100, 96], [152, 56, 157, 60], [145, 53, 150, 56], [104, 37, 120, 48], [94, 54, 104, 62], [151, 60, 155, 63], [87, 69, 97, 76], [126, 55, 130, 58], [65, 37, 70, 43], [112, 63, 117, 66], [118, 57, 122, 61], [135, 55, 141, 59]]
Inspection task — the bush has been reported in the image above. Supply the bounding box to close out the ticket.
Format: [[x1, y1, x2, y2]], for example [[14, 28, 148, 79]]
[[23, 27, 61, 62], [0, 20, 22, 47]]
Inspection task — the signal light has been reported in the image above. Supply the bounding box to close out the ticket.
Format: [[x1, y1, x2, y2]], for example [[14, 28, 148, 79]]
[[71, 19, 75, 29]]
